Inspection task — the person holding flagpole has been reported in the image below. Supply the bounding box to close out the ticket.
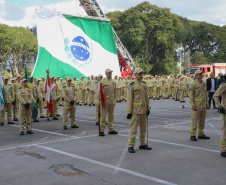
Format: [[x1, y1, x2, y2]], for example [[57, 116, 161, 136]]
[[95, 69, 118, 136], [49, 76, 59, 120]]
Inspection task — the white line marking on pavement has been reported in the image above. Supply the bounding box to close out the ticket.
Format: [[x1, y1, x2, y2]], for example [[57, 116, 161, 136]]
[[113, 143, 128, 174], [118, 134, 219, 153], [0, 134, 97, 152], [9, 125, 79, 138], [35, 144, 177, 185], [206, 120, 221, 134]]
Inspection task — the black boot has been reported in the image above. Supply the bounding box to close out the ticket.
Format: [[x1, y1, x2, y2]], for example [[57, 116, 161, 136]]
[[53, 117, 59, 120], [198, 135, 210, 139], [27, 131, 33, 134], [190, 136, 197, 141], [57, 114, 60, 117], [7, 122, 15, 125], [13, 118, 18, 121], [40, 116, 46, 118], [0, 122, 4, 126], [99, 132, 105, 136], [128, 147, 135, 153], [89, 104, 91, 106], [64, 126, 67, 130], [109, 130, 118, 135], [71, 125, 79, 128], [34, 119, 39, 122], [139, 145, 152, 150], [221, 152, 226, 157], [20, 131, 24, 135], [96, 122, 100, 126], [92, 104, 95, 106]]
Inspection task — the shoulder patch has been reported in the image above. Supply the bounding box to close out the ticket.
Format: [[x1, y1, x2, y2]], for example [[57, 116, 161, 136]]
[[130, 81, 135, 85]]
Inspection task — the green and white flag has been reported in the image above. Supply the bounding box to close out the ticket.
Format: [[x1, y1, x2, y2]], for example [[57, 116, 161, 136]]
[[0, 67, 5, 111], [32, 13, 121, 80]]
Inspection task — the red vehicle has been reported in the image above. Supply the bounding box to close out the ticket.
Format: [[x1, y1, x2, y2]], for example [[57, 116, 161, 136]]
[[184, 63, 226, 77]]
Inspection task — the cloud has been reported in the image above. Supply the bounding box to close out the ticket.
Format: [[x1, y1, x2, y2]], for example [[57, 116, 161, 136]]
[[0, 0, 225, 27], [0, 0, 25, 21]]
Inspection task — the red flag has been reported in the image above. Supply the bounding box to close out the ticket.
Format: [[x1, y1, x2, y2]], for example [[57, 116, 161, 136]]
[[45, 69, 54, 114], [100, 83, 106, 108]]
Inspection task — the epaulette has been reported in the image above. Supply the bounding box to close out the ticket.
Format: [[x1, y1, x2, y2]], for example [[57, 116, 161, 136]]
[[102, 79, 107, 83], [129, 81, 135, 85]]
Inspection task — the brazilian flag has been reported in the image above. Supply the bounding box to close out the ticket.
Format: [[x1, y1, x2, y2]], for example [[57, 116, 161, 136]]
[[25, 68, 38, 120]]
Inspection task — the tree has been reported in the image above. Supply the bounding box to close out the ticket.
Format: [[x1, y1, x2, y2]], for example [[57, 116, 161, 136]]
[[191, 51, 209, 65], [0, 24, 38, 76]]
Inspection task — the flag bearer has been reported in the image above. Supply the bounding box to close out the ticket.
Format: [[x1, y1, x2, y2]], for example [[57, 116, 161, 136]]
[[95, 69, 118, 136]]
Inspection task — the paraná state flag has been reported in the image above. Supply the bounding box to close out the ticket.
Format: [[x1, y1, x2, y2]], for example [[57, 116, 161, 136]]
[[32, 13, 121, 80]]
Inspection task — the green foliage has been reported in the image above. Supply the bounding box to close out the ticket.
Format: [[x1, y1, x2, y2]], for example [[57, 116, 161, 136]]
[[191, 51, 209, 65], [0, 24, 38, 76], [107, 1, 226, 75]]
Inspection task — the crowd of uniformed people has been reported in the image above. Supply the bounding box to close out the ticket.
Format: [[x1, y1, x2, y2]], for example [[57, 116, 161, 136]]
[[1, 68, 226, 157]]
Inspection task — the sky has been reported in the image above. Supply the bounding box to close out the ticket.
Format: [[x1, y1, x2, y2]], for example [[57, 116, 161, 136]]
[[0, 0, 225, 27]]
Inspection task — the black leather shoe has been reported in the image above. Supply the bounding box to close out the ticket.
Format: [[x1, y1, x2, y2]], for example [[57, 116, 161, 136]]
[[139, 145, 152, 150], [53, 117, 59, 120], [27, 131, 33, 134], [99, 132, 105, 136], [7, 122, 15, 125], [0, 123, 4, 126], [64, 126, 67, 130], [57, 114, 60, 117], [50, 114, 53, 117], [190, 136, 198, 141], [198, 135, 210, 139], [108, 130, 118, 135], [92, 104, 95, 106], [13, 118, 18, 121], [128, 147, 135, 153], [71, 125, 79, 128], [221, 152, 226, 157], [89, 104, 91, 106], [44, 107, 47, 109], [84, 103, 87, 105], [96, 122, 100, 126], [80, 104, 82, 106], [20, 131, 24, 135], [40, 116, 46, 118], [34, 119, 39, 122]]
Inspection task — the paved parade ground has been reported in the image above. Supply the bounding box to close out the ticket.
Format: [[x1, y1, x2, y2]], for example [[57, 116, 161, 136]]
[[0, 98, 225, 185]]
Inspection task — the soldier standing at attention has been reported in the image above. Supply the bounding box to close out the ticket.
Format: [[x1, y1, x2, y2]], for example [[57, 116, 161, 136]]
[[213, 75, 226, 157], [62, 77, 79, 130], [189, 70, 210, 141], [13, 75, 22, 121], [0, 77, 14, 125], [36, 79, 45, 118], [96, 69, 118, 136], [94, 74, 103, 126], [18, 79, 33, 135], [127, 68, 151, 153]]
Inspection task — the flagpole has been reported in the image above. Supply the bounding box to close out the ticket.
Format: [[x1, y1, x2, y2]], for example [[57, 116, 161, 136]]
[[98, 80, 101, 136]]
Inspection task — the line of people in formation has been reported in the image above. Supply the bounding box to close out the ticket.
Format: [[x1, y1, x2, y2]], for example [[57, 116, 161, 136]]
[[1, 69, 226, 157]]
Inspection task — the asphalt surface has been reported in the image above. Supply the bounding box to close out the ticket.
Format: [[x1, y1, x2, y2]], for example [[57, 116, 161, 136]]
[[0, 97, 225, 185]]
